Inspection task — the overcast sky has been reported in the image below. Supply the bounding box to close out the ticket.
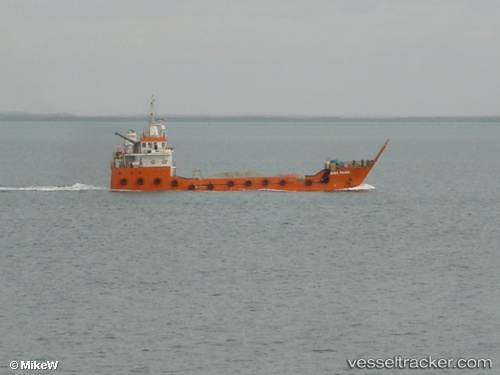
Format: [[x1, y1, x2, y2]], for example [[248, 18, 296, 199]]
[[1, 0, 499, 116]]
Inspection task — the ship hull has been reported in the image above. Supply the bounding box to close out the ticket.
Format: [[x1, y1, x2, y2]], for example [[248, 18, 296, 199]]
[[110, 165, 376, 192], [110, 98, 388, 192]]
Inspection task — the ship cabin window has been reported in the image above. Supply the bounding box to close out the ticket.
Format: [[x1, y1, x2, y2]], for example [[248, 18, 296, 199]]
[[140, 141, 165, 152]]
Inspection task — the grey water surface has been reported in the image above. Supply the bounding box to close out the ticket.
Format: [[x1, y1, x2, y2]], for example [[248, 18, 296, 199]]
[[1, 119, 499, 374]]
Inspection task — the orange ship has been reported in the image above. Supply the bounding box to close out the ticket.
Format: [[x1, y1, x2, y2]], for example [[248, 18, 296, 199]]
[[110, 98, 388, 192]]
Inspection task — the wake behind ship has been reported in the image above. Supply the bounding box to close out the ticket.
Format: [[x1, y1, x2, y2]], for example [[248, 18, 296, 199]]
[[110, 98, 388, 192]]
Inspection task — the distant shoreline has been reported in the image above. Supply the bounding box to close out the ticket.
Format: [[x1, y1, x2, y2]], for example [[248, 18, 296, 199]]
[[1, 112, 499, 123]]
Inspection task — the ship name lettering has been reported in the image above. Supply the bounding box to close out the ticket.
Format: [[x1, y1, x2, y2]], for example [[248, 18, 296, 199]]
[[331, 171, 350, 175]]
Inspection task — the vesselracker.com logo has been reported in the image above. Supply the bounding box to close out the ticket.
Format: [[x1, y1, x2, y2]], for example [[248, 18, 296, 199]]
[[347, 356, 492, 370]]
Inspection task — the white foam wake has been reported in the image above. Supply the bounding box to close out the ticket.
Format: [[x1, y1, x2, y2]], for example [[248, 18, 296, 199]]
[[342, 183, 376, 191], [0, 183, 106, 192]]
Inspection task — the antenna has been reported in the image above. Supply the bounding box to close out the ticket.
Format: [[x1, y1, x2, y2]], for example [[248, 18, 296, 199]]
[[150, 95, 155, 123]]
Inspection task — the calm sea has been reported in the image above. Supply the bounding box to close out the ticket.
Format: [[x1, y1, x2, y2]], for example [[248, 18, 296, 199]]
[[1, 119, 499, 374]]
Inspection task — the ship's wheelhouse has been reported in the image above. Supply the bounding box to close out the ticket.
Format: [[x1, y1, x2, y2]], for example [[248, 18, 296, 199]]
[[140, 141, 168, 153]]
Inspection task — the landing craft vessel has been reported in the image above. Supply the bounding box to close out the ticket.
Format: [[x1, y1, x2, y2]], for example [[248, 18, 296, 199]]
[[110, 98, 388, 192]]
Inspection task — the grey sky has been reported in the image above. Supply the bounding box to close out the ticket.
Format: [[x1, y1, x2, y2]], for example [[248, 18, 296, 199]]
[[1, 0, 499, 116]]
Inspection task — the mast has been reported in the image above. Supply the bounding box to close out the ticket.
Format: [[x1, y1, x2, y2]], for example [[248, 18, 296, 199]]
[[150, 95, 155, 124]]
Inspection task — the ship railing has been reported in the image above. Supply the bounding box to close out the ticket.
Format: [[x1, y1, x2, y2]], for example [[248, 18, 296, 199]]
[[144, 146, 174, 153], [328, 159, 374, 170], [341, 159, 374, 168]]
